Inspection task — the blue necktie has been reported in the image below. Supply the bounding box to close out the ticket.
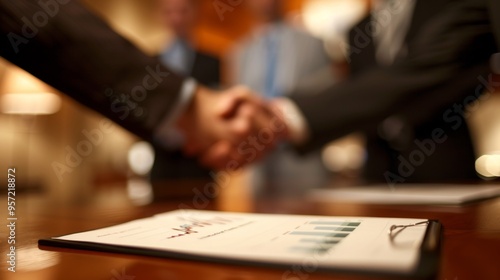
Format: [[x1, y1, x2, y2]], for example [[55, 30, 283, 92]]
[[161, 39, 193, 75], [264, 33, 279, 99]]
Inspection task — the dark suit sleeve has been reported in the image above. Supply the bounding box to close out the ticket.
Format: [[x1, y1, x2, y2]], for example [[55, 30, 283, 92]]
[[191, 52, 221, 88], [0, 0, 185, 141], [290, 0, 496, 151]]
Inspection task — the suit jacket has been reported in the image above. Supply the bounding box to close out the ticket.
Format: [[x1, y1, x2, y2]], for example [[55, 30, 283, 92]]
[[291, 0, 499, 183], [0, 0, 185, 142], [151, 50, 220, 180], [190, 52, 220, 89], [232, 23, 332, 97], [350, 0, 480, 182]]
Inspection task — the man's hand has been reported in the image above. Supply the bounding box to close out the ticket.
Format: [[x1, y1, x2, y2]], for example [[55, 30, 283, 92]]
[[175, 85, 252, 156], [175, 85, 289, 170], [194, 93, 290, 170]]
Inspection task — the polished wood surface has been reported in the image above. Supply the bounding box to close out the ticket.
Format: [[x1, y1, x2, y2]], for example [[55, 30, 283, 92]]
[[1, 181, 500, 280]]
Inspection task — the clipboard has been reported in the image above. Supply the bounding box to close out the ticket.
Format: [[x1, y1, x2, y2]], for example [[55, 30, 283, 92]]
[[39, 210, 442, 279]]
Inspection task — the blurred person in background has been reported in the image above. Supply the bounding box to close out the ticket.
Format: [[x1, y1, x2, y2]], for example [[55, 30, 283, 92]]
[[151, 0, 222, 182], [229, 0, 337, 194], [157, 0, 220, 86]]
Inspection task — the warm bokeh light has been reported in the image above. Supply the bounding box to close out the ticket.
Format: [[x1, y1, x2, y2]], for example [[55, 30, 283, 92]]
[[476, 154, 500, 178], [322, 135, 365, 172], [16, 246, 60, 272], [128, 141, 155, 176], [302, 0, 366, 38], [127, 141, 155, 205], [1, 64, 61, 115], [1, 92, 61, 115], [127, 178, 154, 205], [302, 0, 367, 60], [1, 65, 54, 93]]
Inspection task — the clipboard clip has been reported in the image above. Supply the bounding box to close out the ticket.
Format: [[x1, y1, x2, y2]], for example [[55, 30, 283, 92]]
[[388, 221, 429, 239]]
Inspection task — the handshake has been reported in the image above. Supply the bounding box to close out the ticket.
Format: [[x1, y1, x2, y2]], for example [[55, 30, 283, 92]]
[[175, 85, 293, 170]]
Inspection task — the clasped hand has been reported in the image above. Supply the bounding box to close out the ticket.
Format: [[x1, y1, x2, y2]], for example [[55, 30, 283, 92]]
[[175, 86, 288, 170]]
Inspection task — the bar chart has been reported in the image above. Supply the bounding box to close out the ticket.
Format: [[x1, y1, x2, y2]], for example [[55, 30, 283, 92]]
[[287, 220, 361, 254]]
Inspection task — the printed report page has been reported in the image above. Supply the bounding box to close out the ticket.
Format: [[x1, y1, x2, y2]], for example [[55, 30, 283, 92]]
[[54, 210, 428, 273]]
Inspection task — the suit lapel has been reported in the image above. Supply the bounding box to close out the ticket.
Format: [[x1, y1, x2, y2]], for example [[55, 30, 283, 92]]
[[348, 15, 377, 76], [404, 0, 450, 45]]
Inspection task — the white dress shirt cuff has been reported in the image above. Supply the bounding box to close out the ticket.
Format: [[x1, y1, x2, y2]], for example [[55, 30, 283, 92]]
[[275, 97, 310, 145], [154, 78, 197, 149]]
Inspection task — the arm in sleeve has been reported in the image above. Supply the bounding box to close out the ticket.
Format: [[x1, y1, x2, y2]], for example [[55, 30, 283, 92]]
[[0, 0, 187, 141], [290, 0, 496, 152]]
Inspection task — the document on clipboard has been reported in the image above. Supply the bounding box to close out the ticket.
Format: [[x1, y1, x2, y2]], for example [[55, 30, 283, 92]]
[[39, 210, 441, 278]]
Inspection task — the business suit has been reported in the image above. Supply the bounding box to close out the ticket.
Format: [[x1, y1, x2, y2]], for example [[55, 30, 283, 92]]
[[349, 0, 479, 183], [151, 50, 220, 180], [291, 0, 499, 183], [0, 0, 185, 142]]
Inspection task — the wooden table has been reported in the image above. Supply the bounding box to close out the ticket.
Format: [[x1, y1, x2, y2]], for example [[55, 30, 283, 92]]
[[1, 180, 499, 280]]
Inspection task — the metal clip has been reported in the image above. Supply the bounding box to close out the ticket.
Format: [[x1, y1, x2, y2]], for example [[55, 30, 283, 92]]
[[388, 221, 429, 238]]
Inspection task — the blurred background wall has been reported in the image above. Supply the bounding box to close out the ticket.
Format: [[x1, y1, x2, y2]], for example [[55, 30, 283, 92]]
[[0, 0, 499, 203]]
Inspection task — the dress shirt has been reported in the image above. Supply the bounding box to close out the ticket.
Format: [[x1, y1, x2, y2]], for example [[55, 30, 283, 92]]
[[155, 39, 198, 149], [160, 38, 195, 75], [154, 78, 197, 149], [372, 0, 417, 65]]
